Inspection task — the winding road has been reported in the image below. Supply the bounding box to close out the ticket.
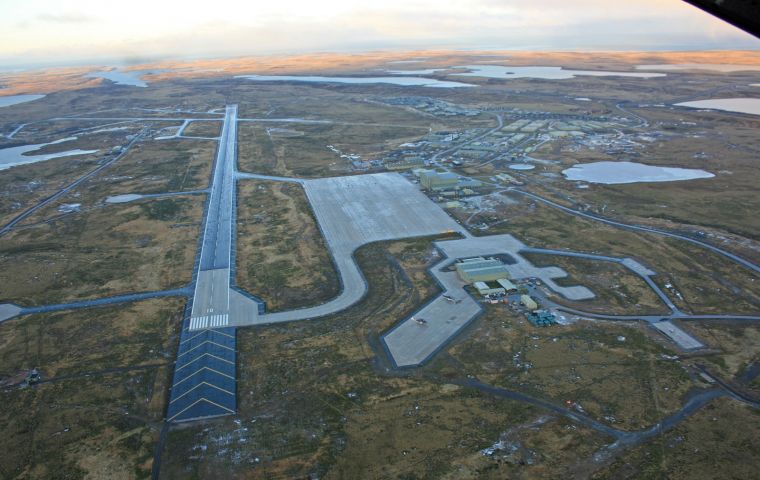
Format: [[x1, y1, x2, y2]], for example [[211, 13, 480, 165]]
[[511, 189, 760, 275]]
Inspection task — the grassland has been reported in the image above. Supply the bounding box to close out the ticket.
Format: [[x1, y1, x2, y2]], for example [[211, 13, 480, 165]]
[[238, 122, 430, 177], [83, 138, 214, 197], [235, 180, 339, 311], [522, 252, 669, 315], [160, 236, 568, 478], [2, 49, 760, 479], [452, 194, 760, 315], [0, 297, 185, 479], [594, 398, 760, 480], [528, 107, 760, 247], [182, 120, 221, 138], [440, 309, 694, 431], [160, 235, 693, 478], [0, 151, 101, 227], [0, 196, 201, 306], [682, 321, 760, 380]]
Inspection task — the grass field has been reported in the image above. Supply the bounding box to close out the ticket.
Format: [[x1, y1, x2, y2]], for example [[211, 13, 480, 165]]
[[162, 235, 599, 479], [522, 252, 670, 315], [594, 398, 760, 480], [0, 196, 202, 305], [238, 122, 430, 177], [81, 138, 215, 197], [235, 180, 339, 311], [440, 309, 694, 431], [2, 50, 759, 479], [182, 120, 221, 138], [0, 297, 185, 479], [681, 321, 760, 380]]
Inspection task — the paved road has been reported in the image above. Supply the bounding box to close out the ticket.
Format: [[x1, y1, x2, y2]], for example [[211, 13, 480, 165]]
[[0, 129, 145, 236], [51, 116, 222, 122], [520, 247, 678, 314], [696, 364, 760, 408], [512, 189, 760, 276], [381, 235, 605, 368], [6, 123, 26, 139], [2, 287, 191, 319], [235, 172, 305, 184], [436, 234, 594, 300], [543, 298, 760, 323], [431, 114, 503, 163], [462, 378, 731, 456]]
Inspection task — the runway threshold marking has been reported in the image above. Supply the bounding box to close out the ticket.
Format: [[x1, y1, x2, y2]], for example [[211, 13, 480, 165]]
[[188, 314, 230, 330]]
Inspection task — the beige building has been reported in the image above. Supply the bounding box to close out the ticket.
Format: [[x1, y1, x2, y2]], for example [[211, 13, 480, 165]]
[[520, 295, 538, 311]]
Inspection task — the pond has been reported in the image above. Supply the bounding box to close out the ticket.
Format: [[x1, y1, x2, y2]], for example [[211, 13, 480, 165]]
[[235, 74, 474, 88], [675, 98, 760, 116], [0, 94, 46, 108], [637, 64, 760, 73], [562, 161, 713, 184], [0, 137, 98, 171], [390, 65, 665, 80], [87, 69, 149, 87]]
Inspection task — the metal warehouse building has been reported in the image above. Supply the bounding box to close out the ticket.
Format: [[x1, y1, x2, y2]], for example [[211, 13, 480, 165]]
[[455, 257, 510, 283], [420, 170, 459, 191]]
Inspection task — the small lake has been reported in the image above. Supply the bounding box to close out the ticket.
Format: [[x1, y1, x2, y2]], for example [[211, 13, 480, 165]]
[[562, 161, 714, 184], [87, 69, 148, 87], [386, 69, 446, 75], [235, 74, 475, 88], [675, 98, 760, 116], [0, 137, 98, 171], [637, 64, 760, 73], [0, 94, 46, 108], [396, 65, 665, 80]]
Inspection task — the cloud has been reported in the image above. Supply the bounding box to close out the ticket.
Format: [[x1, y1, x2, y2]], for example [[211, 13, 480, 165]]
[[35, 12, 94, 24], [0, 0, 757, 67]]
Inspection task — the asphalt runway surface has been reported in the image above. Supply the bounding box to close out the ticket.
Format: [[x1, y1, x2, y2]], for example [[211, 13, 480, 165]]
[[188, 105, 237, 330]]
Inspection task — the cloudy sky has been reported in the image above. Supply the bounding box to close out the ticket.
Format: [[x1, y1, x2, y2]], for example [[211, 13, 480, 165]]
[[1, 0, 757, 68]]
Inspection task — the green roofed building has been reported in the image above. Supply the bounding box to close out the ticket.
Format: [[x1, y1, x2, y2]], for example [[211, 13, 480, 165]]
[[496, 278, 517, 291], [420, 170, 459, 191], [455, 257, 510, 283]]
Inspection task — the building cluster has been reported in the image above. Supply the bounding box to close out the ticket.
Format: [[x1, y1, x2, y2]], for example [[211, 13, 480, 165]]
[[374, 96, 479, 117], [454, 256, 555, 326], [413, 170, 482, 201]]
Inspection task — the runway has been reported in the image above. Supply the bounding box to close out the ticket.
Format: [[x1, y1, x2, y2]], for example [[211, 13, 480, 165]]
[[188, 105, 238, 330]]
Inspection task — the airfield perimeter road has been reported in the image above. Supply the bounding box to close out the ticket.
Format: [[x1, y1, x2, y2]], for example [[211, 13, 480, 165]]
[[0, 128, 146, 237], [511, 189, 760, 276]]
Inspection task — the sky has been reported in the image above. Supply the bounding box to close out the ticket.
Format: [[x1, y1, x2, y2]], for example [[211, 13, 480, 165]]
[[0, 0, 758, 68]]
